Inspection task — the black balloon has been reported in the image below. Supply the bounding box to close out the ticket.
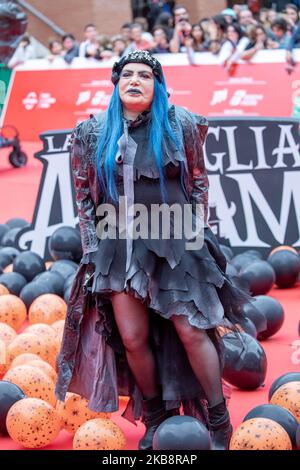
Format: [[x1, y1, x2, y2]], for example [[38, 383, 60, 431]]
[[13, 251, 46, 282], [0, 381, 26, 435], [33, 271, 65, 297], [243, 404, 298, 447], [0, 272, 27, 296], [0, 228, 21, 248], [20, 280, 56, 309], [153, 415, 211, 450], [64, 284, 72, 303], [268, 250, 300, 288], [222, 332, 267, 390], [0, 225, 9, 244], [239, 300, 267, 334], [243, 249, 263, 259], [64, 273, 76, 292], [269, 372, 300, 401], [50, 260, 78, 280], [231, 253, 258, 273], [0, 247, 20, 269], [239, 261, 275, 296], [253, 295, 285, 340], [49, 226, 83, 262], [5, 218, 29, 229]]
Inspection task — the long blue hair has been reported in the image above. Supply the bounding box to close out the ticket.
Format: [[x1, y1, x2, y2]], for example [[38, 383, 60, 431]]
[[95, 74, 181, 203]]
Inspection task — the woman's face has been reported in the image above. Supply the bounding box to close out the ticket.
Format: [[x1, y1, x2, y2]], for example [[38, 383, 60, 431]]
[[227, 26, 238, 43], [118, 63, 154, 113], [286, 7, 298, 25], [191, 25, 203, 41]]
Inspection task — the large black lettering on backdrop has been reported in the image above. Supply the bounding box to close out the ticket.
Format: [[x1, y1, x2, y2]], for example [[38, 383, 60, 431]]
[[206, 118, 300, 255], [17, 118, 300, 260]]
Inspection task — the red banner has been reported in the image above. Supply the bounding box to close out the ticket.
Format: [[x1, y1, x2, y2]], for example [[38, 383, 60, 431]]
[[1, 62, 300, 141]]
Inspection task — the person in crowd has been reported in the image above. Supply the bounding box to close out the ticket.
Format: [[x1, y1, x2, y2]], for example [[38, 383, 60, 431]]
[[240, 24, 268, 60], [149, 26, 171, 53], [184, 23, 208, 54], [62, 34, 79, 64], [238, 7, 258, 34], [47, 39, 64, 63], [218, 23, 250, 71], [132, 17, 154, 44], [111, 35, 127, 58], [120, 23, 132, 43], [284, 3, 300, 31], [220, 8, 238, 24], [79, 23, 99, 58], [7, 34, 35, 68], [124, 23, 154, 54], [270, 18, 291, 48], [173, 3, 190, 25], [169, 16, 192, 53], [154, 11, 174, 41]]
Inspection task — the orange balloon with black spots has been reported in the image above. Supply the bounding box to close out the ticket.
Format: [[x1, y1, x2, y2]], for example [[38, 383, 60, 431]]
[[27, 359, 57, 384], [24, 323, 58, 358], [6, 397, 61, 448], [73, 418, 126, 450], [230, 417, 292, 450], [10, 352, 41, 368], [3, 364, 56, 406], [0, 295, 26, 330], [51, 319, 65, 351], [7, 332, 55, 366], [0, 322, 17, 345], [28, 294, 67, 325], [270, 381, 300, 423], [56, 392, 110, 435], [0, 284, 9, 296]]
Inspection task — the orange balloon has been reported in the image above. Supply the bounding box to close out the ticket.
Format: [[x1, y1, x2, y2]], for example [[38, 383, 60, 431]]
[[29, 294, 67, 325], [24, 323, 58, 357], [7, 333, 55, 366], [10, 352, 41, 368], [269, 246, 298, 256], [6, 397, 61, 448], [73, 418, 126, 450], [230, 418, 292, 450], [27, 359, 57, 383], [3, 263, 13, 273], [0, 339, 8, 375], [0, 294, 27, 330], [270, 381, 300, 422], [0, 284, 9, 296], [51, 319, 65, 353], [56, 392, 110, 435], [0, 322, 17, 345], [4, 364, 56, 406]]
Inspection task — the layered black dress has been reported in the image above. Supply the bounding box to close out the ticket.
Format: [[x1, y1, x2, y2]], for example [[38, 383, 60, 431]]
[[56, 108, 249, 425]]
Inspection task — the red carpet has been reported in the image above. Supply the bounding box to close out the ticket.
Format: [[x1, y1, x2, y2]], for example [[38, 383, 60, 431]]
[[0, 143, 299, 450]]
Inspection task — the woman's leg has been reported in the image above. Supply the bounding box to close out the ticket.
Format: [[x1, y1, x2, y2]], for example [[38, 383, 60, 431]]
[[171, 314, 232, 450], [111, 292, 159, 399], [171, 314, 223, 406]]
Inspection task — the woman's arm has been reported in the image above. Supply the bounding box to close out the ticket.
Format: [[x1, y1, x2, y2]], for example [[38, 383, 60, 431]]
[[70, 121, 99, 259]]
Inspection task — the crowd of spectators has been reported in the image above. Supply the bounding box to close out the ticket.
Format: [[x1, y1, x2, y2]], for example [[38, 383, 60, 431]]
[[7, 1, 300, 73]]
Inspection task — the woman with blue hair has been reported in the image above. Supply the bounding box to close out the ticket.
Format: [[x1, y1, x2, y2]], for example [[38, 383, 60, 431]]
[[56, 51, 247, 450]]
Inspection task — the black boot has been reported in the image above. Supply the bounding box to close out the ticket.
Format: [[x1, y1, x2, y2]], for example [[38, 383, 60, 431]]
[[138, 395, 179, 450], [208, 399, 233, 450]]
